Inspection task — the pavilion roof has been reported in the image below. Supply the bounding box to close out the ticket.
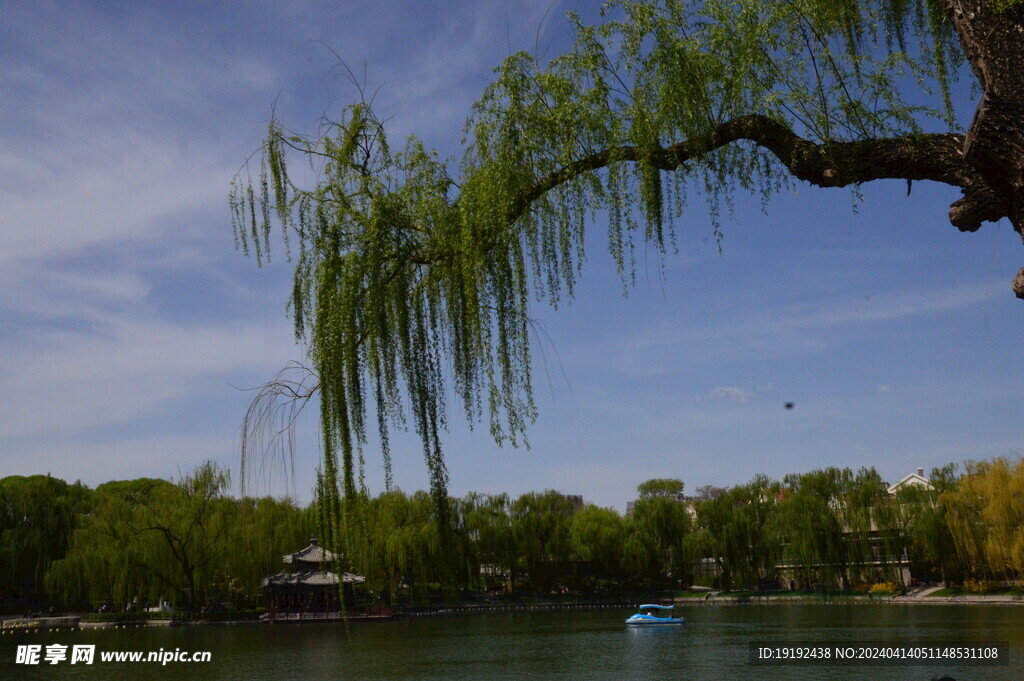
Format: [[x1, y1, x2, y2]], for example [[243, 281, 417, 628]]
[[262, 571, 365, 587], [283, 535, 339, 565]]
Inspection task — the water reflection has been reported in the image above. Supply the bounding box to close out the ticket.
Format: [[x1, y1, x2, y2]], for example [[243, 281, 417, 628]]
[[0, 605, 1019, 681]]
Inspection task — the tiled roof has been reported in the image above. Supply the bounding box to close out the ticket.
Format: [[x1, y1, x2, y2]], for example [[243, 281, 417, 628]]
[[262, 571, 366, 587], [282, 536, 339, 565]]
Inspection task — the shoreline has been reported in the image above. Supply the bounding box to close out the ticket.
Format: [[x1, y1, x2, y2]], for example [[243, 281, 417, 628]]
[[683, 594, 1024, 606], [4, 593, 1022, 632]]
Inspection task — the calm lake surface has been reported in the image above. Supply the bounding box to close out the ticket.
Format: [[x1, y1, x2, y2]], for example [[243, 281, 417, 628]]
[[2, 604, 1020, 680]]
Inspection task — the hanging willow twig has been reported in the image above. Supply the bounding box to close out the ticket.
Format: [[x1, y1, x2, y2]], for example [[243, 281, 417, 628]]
[[236, 360, 319, 497]]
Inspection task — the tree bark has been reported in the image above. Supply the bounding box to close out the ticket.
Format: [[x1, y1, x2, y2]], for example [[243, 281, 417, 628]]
[[946, 0, 1024, 295]]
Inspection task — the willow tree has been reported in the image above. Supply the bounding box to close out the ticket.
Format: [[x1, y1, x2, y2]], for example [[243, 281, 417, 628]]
[[510, 491, 576, 589], [945, 457, 1024, 579], [460, 492, 516, 590], [692, 476, 781, 590], [45, 478, 173, 608], [350, 489, 448, 602], [0, 475, 91, 607], [225, 496, 313, 605], [777, 469, 853, 588], [233, 0, 1024, 539], [891, 463, 965, 585], [628, 492, 694, 585], [47, 465, 233, 613], [570, 504, 628, 588]]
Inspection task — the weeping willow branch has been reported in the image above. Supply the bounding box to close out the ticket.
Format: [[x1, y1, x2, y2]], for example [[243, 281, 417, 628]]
[[498, 117, 996, 251], [236, 361, 319, 497]]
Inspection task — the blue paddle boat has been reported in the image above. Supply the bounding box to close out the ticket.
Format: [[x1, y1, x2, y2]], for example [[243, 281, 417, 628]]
[[625, 604, 685, 626]]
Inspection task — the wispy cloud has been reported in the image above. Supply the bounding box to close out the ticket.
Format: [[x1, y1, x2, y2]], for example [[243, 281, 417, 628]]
[[0, 266, 150, 321], [708, 385, 753, 404], [0, 134, 234, 265], [0, 314, 295, 441], [640, 281, 996, 349], [570, 280, 999, 376]]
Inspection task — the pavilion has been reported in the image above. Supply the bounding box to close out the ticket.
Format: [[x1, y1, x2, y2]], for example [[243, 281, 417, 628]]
[[262, 536, 365, 621]]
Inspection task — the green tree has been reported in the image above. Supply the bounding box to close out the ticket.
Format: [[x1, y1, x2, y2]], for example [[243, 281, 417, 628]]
[[353, 489, 444, 603], [890, 463, 965, 586], [223, 496, 313, 605], [510, 491, 575, 590], [775, 467, 900, 589], [45, 478, 172, 607], [570, 504, 627, 588], [47, 463, 233, 613], [636, 478, 685, 500], [461, 492, 515, 591], [777, 468, 851, 588], [836, 467, 896, 586], [628, 494, 693, 585], [234, 0, 1024, 536], [945, 457, 1024, 580], [0, 475, 91, 607], [693, 476, 780, 590]]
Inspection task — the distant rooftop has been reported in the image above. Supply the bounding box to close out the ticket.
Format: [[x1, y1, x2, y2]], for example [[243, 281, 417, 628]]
[[283, 535, 338, 566], [887, 468, 933, 496]]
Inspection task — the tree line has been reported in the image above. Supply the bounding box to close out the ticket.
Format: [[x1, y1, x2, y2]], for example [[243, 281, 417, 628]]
[[2, 457, 1023, 612], [1, 465, 312, 614]]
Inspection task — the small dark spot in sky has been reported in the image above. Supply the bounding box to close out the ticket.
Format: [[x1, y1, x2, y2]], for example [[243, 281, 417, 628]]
[[784, 402, 794, 410]]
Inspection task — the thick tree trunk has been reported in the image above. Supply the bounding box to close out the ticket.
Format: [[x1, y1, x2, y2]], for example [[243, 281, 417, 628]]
[[946, 0, 1024, 295]]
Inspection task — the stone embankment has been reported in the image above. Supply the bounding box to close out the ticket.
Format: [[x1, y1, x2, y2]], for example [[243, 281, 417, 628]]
[[0, 615, 81, 633], [402, 601, 636, 616], [677, 586, 1024, 606]]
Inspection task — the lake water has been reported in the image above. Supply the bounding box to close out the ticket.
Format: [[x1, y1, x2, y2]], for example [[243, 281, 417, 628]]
[[2, 604, 1020, 680]]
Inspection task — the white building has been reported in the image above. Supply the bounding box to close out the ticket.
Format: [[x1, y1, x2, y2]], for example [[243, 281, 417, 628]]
[[886, 467, 933, 496]]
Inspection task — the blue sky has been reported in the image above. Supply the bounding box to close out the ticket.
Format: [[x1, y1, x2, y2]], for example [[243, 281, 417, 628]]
[[2, 1, 1022, 511]]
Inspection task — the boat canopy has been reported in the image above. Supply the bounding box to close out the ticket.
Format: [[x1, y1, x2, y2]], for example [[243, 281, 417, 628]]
[[637, 604, 674, 610]]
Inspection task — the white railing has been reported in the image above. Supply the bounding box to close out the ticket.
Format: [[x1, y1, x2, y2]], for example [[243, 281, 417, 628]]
[[272, 611, 342, 621]]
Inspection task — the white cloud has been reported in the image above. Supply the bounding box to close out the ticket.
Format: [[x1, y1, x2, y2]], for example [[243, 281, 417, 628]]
[[708, 385, 752, 403], [0, 3, 290, 268], [0, 314, 296, 441], [0, 265, 153, 321], [0, 132, 234, 265]]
